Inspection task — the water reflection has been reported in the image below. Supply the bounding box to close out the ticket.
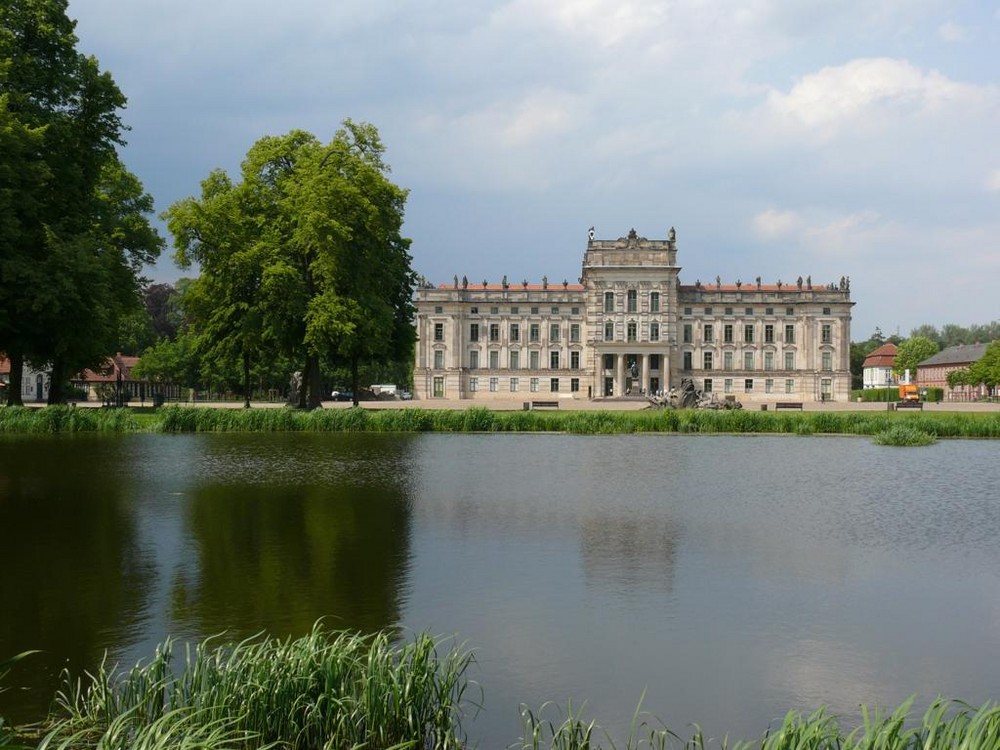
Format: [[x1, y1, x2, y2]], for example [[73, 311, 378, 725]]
[[0, 436, 153, 723], [169, 434, 414, 640]]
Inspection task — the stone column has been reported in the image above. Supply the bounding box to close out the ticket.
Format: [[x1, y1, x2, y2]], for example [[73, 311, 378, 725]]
[[616, 353, 625, 397], [640, 353, 649, 395]]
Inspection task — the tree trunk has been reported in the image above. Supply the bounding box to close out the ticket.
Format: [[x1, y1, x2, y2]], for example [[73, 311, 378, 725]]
[[6, 351, 24, 407], [242, 352, 252, 408], [305, 354, 323, 410], [351, 356, 360, 407], [47, 357, 66, 405]]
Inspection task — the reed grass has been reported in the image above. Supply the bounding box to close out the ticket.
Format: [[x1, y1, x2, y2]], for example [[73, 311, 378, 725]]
[[0, 406, 138, 434], [871, 425, 938, 447], [23, 624, 475, 750]]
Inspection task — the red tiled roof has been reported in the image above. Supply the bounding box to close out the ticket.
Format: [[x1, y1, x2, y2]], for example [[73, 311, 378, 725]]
[[437, 283, 585, 291], [862, 342, 897, 368]]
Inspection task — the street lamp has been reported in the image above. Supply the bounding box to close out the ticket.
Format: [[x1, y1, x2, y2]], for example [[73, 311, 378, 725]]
[[886, 369, 892, 411]]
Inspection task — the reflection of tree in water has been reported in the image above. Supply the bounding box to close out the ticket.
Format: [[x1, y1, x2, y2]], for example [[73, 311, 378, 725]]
[[171, 434, 414, 640], [579, 513, 681, 593], [0, 438, 152, 724]]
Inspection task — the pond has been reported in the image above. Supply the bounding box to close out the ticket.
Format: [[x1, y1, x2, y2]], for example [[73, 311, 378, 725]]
[[1, 432, 999, 745]]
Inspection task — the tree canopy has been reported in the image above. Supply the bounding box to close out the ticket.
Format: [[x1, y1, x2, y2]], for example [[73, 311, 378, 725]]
[[0, 0, 162, 404], [893, 335, 939, 379], [162, 121, 415, 408]]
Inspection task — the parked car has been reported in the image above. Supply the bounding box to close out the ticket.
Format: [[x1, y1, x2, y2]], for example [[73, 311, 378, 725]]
[[331, 390, 354, 402], [399, 390, 412, 400]]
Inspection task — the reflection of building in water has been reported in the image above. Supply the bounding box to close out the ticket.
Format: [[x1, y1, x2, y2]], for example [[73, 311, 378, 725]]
[[413, 227, 853, 402], [579, 515, 681, 593]]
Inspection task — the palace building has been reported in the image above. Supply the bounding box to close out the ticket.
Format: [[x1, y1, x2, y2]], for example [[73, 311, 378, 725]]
[[412, 227, 853, 403]]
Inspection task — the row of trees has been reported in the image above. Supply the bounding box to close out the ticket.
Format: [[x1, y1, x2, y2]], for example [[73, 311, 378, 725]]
[[133, 125, 415, 408], [946, 341, 1000, 393], [1, 0, 162, 405]]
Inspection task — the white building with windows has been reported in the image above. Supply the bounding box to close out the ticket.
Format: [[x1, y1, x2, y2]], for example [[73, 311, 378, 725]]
[[413, 228, 853, 403]]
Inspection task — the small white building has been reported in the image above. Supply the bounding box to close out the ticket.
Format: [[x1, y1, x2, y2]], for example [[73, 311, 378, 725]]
[[0, 356, 51, 402], [861, 342, 897, 389]]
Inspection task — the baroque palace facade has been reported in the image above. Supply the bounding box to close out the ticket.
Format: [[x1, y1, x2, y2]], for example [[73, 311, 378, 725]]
[[412, 228, 853, 403]]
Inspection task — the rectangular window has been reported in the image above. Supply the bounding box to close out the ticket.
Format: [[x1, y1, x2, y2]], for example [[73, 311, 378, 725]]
[[765, 378, 774, 394], [724, 324, 733, 343], [764, 352, 774, 371], [724, 378, 733, 394], [684, 307, 692, 315], [603, 353, 614, 371], [550, 351, 560, 369], [509, 351, 520, 370], [570, 378, 580, 392], [489, 324, 500, 342], [434, 350, 444, 369], [604, 291, 615, 312], [510, 324, 520, 342], [821, 324, 832, 344], [744, 378, 754, 393], [435, 306, 443, 314], [571, 351, 580, 369], [784, 351, 794, 370], [822, 351, 832, 370], [703, 378, 713, 393], [627, 322, 637, 342], [571, 306, 580, 315], [470, 323, 479, 342], [744, 324, 754, 343], [490, 306, 498, 314], [823, 307, 831, 315], [784, 324, 795, 343], [744, 351, 754, 370], [627, 289, 637, 313], [604, 321, 614, 341], [724, 351, 733, 371], [650, 292, 660, 313], [683, 324, 692, 343], [786, 307, 794, 316], [551, 306, 559, 315], [550, 378, 559, 392], [529, 351, 540, 369], [703, 324, 714, 343], [469, 350, 479, 369], [489, 377, 498, 392], [469, 377, 478, 392], [511, 306, 519, 314], [785, 379, 794, 394], [703, 351, 713, 370], [549, 324, 560, 342], [745, 307, 753, 316], [650, 322, 660, 342], [725, 307, 733, 316], [489, 350, 499, 369], [705, 307, 713, 315], [510, 377, 519, 392], [433, 377, 444, 397], [821, 378, 832, 400], [434, 322, 444, 341], [531, 306, 539, 314], [683, 351, 693, 370], [530, 324, 540, 342], [765, 307, 774, 316], [570, 324, 580, 342], [764, 324, 774, 343], [530, 377, 539, 392], [649, 354, 660, 370]]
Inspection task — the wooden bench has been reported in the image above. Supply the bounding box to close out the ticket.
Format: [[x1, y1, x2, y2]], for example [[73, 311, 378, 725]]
[[774, 402, 804, 410], [895, 401, 923, 410], [524, 400, 560, 410]]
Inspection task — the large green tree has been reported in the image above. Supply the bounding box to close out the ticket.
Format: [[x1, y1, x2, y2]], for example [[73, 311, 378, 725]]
[[0, 0, 161, 405], [164, 121, 415, 409], [894, 335, 939, 380]]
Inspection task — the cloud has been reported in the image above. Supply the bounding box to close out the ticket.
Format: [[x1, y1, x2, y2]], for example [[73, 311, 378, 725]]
[[938, 21, 967, 42], [986, 170, 1000, 192], [760, 58, 995, 138]]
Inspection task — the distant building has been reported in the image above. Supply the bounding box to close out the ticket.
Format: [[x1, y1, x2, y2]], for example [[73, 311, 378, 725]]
[[862, 342, 897, 389], [0, 356, 51, 402], [413, 227, 854, 403], [917, 343, 991, 399]]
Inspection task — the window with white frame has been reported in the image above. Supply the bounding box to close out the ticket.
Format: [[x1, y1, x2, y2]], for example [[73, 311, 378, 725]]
[[550, 378, 559, 392], [530, 377, 539, 392], [650, 322, 660, 342], [510, 377, 519, 392], [529, 350, 540, 369], [650, 292, 660, 312], [510, 324, 520, 342], [627, 322, 637, 342], [784, 351, 794, 370], [703, 324, 714, 343], [570, 378, 579, 392], [549, 324, 560, 342], [785, 378, 794, 394], [470, 323, 479, 342], [433, 377, 444, 397], [489, 377, 498, 392], [509, 350, 520, 369], [489, 350, 499, 369], [469, 377, 478, 392], [604, 291, 614, 312], [434, 323, 444, 341], [570, 351, 580, 369], [530, 324, 540, 342], [434, 350, 444, 369], [744, 378, 753, 393], [822, 351, 832, 370], [744, 351, 753, 370], [703, 351, 713, 370], [604, 321, 614, 341], [469, 350, 479, 369], [570, 324, 580, 342], [550, 351, 560, 369], [764, 351, 774, 371], [627, 289, 637, 312]]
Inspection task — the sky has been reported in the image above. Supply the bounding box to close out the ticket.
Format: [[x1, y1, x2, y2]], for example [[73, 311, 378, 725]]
[[67, 0, 1000, 340]]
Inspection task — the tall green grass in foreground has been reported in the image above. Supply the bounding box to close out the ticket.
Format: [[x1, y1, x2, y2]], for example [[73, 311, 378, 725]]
[[6, 627, 1000, 749], [27, 625, 474, 750], [0, 406, 137, 434]]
